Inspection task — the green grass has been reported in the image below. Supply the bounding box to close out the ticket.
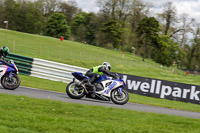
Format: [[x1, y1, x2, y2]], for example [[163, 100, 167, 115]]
[[19, 74, 200, 113], [19, 75, 66, 92], [0, 93, 200, 133]]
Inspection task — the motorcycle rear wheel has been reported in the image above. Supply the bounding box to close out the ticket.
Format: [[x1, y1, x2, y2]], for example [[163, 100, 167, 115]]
[[1, 73, 21, 90], [66, 82, 85, 99]]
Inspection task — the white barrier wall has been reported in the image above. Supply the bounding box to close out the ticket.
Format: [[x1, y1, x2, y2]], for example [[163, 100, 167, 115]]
[[30, 58, 89, 83]]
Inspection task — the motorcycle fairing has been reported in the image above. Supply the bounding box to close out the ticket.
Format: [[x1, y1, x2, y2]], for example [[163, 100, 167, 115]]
[[96, 79, 124, 97], [7, 64, 16, 73], [0, 65, 8, 78], [0, 64, 18, 78], [0, 61, 18, 73], [12, 63, 18, 73], [114, 79, 126, 88]]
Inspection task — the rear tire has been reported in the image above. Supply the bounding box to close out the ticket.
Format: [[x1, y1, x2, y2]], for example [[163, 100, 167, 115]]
[[66, 82, 85, 99], [1, 73, 21, 90], [111, 89, 129, 105]]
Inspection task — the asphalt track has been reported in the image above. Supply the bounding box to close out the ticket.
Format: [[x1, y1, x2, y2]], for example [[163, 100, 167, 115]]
[[1, 86, 200, 119]]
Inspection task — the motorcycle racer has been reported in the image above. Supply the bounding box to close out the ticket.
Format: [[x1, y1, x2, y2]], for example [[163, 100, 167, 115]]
[[85, 62, 117, 91], [0, 46, 10, 65]]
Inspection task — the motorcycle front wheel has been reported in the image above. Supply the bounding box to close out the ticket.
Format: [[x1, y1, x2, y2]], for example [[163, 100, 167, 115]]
[[66, 82, 85, 99], [1, 73, 21, 90], [111, 89, 129, 105]]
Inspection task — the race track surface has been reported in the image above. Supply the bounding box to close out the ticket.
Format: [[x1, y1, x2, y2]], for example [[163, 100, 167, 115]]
[[1, 86, 200, 119]]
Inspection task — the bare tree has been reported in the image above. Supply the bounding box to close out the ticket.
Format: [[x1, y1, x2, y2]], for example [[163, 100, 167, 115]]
[[193, 24, 200, 67], [159, 2, 177, 35], [179, 15, 194, 47], [169, 14, 195, 46], [116, 0, 133, 27], [96, 0, 118, 20], [129, 0, 150, 33], [97, 0, 143, 28], [59, 0, 80, 25], [37, 0, 61, 16]]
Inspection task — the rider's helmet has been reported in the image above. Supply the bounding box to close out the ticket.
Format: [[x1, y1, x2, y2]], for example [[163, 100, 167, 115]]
[[0, 46, 9, 57], [102, 62, 111, 71]]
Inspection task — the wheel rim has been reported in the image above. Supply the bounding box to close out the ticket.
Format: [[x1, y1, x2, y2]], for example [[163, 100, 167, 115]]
[[4, 76, 18, 87], [68, 83, 84, 96], [112, 90, 128, 103]]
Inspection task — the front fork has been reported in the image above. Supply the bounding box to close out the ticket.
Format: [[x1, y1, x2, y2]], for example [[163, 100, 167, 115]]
[[119, 87, 123, 94], [8, 72, 14, 78], [5, 72, 15, 83]]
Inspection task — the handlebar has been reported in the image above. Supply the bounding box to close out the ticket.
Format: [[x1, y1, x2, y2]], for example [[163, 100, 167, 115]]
[[114, 73, 121, 80]]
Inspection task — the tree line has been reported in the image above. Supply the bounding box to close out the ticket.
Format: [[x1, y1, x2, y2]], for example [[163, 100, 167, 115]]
[[0, 0, 200, 70]]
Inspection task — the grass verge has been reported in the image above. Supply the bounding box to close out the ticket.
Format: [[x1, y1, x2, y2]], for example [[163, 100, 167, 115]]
[[0, 93, 200, 133]]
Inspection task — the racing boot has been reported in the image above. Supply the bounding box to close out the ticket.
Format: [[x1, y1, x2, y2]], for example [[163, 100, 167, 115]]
[[86, 83, 96, 92], [85, 77, 96, 92]]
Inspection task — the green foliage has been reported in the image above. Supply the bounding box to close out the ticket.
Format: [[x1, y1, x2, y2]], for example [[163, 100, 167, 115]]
[[136, 17, 160, 61], [184, 44, 195, 69], [71, 12, 96, 45], [17, 2, 44, 34], [136, 17, 159, 37], [183, 32, 200, 69], [59, 1, 79, 25], [153, 35, 186, 67], [71, 13, 86, 35], [3, 0, 20, 30], [153, 36, 173, 66], [2, 0, 44, 34], [154, 48, 173, 67], [46, 13, 70, 39], [101, 20, 122, 48]]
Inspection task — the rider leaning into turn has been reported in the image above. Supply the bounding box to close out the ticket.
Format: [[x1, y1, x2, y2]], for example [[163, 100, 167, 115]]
[[85, 62, 117, 91], [0, 46, 10, 65]]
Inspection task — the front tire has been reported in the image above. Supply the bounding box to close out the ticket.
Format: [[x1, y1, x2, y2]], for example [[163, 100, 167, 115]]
[[1, 73, 21, 90], [111, 89, 129, 105], [66, 82, 85, 99]]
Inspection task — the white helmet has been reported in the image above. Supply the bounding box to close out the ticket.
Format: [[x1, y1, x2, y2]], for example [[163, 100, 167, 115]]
[[102, 62, 111, 71]]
